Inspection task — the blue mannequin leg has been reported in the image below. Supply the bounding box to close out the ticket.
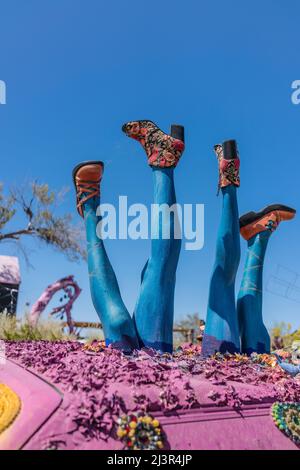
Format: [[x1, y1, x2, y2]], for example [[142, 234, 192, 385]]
[[202, 185, 241, 356], [134, 168, 181, 353], [83, 197, 139, 351], [237, 230, 271, 354]]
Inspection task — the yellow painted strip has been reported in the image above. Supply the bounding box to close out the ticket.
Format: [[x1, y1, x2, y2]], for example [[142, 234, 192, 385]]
[[0, 384, 21, 434]]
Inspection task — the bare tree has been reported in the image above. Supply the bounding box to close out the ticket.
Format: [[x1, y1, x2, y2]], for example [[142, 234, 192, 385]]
[[0, 181, 86, 262]]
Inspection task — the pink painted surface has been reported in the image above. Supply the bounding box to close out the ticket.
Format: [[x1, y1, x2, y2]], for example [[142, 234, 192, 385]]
[[0, 359, 62, 450], [157, 407, 298, 450], [24, 404, 299, 450], [23, 383, 299, 450], [4, 341, 300, 450], [0, 255, 20, 285]]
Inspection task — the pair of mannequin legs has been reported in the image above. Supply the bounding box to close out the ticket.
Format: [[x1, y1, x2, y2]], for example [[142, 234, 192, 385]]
[[202, 140, 295, 356], [73, 122, 296, 355], [73, 122, 184, 353]]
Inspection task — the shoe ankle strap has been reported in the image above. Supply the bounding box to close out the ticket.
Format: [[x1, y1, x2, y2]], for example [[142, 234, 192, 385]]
[[76, 182, 100, 217]]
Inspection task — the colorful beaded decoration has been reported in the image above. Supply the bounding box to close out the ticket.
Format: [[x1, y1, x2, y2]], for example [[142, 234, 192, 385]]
[[271, 402, 300, 446], [116, 412, 164, 450], [82, 340, 106, 353], [0, 383, 21, 435]]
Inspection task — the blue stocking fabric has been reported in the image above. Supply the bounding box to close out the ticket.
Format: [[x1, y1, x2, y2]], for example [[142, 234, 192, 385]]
[[202, 185, 241, 356], [83, 196, 139, 352], [277, 361, 300, 377], [237, 230, 271, 354], [134, 168, 181, 353]]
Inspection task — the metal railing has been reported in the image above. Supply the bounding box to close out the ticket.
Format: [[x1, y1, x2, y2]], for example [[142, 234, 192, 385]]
[[62, 321, 197, 343]]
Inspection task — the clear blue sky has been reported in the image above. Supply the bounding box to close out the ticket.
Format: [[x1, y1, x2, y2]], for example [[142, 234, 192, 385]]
[[0, 0, 299, 330]]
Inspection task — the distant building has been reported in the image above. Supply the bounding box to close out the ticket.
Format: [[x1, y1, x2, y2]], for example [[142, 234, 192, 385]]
[[0, 256, 21, 315]]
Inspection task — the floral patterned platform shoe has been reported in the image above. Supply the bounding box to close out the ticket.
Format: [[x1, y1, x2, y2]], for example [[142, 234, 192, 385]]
[[214, 139, 240, 194], [122, 120, 185, 168]]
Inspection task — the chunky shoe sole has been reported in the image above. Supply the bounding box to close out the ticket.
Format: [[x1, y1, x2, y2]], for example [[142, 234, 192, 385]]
[[239, 204, 296, 228], [72, 160, 104, 186]]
